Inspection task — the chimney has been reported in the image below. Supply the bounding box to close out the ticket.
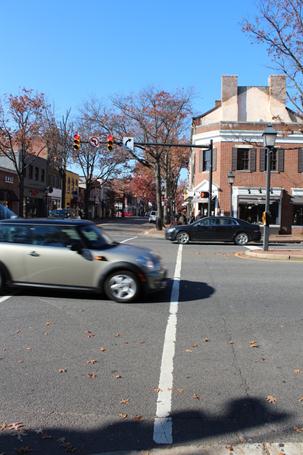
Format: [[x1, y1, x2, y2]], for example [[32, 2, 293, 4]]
[[221, 75, 238, 121], [269, 75, 286, 105]]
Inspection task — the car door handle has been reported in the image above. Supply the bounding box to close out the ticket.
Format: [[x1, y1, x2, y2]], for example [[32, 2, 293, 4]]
[[29, 251, 40, 257]]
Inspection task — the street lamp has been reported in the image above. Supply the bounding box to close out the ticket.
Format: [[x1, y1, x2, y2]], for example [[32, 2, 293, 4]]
[[227, 170, 235, 216], [262, 123, 277, 251]]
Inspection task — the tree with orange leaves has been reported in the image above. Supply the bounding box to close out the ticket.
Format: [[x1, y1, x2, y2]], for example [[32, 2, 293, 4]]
[[0, 88, 48, 216]]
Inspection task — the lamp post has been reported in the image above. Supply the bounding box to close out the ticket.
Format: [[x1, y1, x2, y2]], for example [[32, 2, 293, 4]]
[[262, 123, 277, 251], [227, 170, 235, 216]]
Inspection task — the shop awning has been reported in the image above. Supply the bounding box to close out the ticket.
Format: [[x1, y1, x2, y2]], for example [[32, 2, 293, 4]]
[[291, 197, 303, 205], [0, 189, 19, 201]]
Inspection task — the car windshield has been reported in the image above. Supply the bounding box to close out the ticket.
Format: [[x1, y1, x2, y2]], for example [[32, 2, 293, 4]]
[[79, 224, 116, 249]]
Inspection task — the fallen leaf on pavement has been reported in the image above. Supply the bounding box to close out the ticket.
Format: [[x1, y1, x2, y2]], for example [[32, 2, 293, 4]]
[[192, 343, 198, 348], [86, 359, 97, 365], [185, 348, 193, 352], [85, 330, 95, 338], [118, 413, 128, 419], [16, 447, 32, 454], [153, 387, 162, 393], [133, 415, 143, 421], [298, 396, 303, 402], [99, 346, 107, 352], [87, 373, 97, 379], [192, 394, 200, 400], [120, 399, 129, 405], [294, 426, 303, 432], [249, 340, 259, 348], [266, 395, 277, 404], [58, 368, 67, 373], [294, 369, 301, 375], [114, 374, 122, 379], [114, 332, 121, 337], [7, 422, 24, 431], [203, 337, 209, 342]]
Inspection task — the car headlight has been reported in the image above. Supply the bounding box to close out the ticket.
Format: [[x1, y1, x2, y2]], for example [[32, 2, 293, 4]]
[[136, 256, 156, 270], [166, 227, 175, 233]]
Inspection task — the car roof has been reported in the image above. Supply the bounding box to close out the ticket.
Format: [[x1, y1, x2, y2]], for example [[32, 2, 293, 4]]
[[0, 218, 94, 226]]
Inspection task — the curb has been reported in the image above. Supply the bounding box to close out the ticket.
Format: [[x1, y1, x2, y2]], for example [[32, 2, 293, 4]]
[[238, 250, 303, 262]]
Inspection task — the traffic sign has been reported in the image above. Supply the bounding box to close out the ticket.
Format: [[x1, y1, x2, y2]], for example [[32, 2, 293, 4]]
[[89, 136, 100, 147], [123, 137, 134, 151]]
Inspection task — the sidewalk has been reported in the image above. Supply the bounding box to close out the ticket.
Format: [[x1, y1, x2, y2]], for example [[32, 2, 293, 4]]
[[145, 227, 303, 261]]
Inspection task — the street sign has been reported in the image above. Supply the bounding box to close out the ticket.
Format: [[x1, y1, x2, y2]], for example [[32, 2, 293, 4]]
[[123, 137, 134, 151], [89, 136, 100, 147]]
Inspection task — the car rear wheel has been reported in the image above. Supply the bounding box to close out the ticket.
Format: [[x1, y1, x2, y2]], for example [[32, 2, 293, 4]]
[[176, 231, 190, 244], [104, 270, 141, 303], [234, 232, 249, 245]]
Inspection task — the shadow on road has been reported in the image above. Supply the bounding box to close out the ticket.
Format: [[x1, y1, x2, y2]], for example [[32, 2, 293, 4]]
[[3, 279, 215, 304], [0, 397, 290, 454]]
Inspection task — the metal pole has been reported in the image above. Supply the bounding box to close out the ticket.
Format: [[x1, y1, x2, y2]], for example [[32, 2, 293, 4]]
[[230, 183, 233, 216], [263, 147, 272, 251], [208, 140, 213, 217]]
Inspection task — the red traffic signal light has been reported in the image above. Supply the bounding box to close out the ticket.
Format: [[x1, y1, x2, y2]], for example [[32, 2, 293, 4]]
[[200, 191, 209, 198], [107, 134, 114, 151], [73, 133, 81, 151]]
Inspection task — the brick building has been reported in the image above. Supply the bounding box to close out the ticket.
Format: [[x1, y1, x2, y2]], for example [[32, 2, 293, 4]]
[[188, 75, 303, 233]]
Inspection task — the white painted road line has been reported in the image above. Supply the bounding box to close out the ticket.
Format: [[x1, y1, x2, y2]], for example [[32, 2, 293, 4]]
[[153, 244, 183, 445], [120, 236, 138, 243], [0, 295, 12, 303]]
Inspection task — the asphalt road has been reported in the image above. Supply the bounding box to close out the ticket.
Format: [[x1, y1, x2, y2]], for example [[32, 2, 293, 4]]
[[1, 217, 303, 454]]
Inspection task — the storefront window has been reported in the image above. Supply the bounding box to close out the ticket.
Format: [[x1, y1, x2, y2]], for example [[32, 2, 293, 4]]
[[293, 205, 303, 225]]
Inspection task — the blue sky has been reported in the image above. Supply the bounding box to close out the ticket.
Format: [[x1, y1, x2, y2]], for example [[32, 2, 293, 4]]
[[0, 0, 272, 119]]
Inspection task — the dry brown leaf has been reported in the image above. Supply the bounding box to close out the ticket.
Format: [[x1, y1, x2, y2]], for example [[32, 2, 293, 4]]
[[120, 399, 129, 405], [118, 413, 128, 419], [114, 332, 121, 337], [266, 395, 277, 404], [99, 346, 107, 352], [153, 387, 162, 393], [176, 388, 184, 394], [298, 396, 303, 402], [203, 337, 209, 342], [192, 394, 200, 400], [16, 447, 32, 454], [133, 415, 143, 421], [86, 359, 97, 365], [192, 343, 198, 348], [229, 341, 234, 344], [7, 422, 24, 431], [185, 348, 193, 352], [45, 321, 52, 326], [85, 330, 95, 338], [294, 426, 303, 432], [249, 340, 259, 348], [294, 369, 301, 375], [114, 374, 122, 379], [87, 372, 97, 379], [58, 368, 67, 373]]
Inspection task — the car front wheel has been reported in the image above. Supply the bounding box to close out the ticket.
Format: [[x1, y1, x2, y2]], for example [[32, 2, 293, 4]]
[[176, 231, 190, 244], [104, 270, 141, 303], [234, 232, 249, 245]]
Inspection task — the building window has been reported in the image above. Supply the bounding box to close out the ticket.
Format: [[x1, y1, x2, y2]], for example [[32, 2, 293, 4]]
[[29, 165, 33, 179], [35, 167, 39, 181], [232, 148, 256, 172], [260, 148, 284, 172], [4, 176, 14, 184], [41, 169, 45, 182], [199, 148, 217, 172], [237, 148, 249, 170]]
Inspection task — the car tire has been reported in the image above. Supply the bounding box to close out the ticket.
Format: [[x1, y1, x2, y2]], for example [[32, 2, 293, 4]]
[[0, 269, 5, 294], [176, 231, 190, 244], [234, 232, 249, 245], [104, 270, 141, 303]]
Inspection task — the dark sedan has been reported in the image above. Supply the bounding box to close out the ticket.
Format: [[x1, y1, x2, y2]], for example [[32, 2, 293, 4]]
[[165, 216, 262, 245]]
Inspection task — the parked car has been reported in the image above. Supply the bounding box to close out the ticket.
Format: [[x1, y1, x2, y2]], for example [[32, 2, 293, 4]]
[[165, 216, 261, 245], [149, 211, 157, 223], [0, 204, 18, 220], [0, 219, 167, 303]]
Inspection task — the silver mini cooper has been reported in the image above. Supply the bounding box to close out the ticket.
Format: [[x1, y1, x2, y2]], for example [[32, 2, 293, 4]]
[[0, 219, 167, 303]]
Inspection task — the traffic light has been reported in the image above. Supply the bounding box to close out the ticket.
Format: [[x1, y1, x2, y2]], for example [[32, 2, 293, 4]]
[[73, 133, 81, 151], [107, 134, 114, 151], [200, 191, 209, 198]]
